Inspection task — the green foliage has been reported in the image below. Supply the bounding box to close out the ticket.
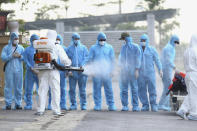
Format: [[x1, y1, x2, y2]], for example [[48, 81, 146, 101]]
[[93, 0, 123, 7], [93, 3, 106, 7], [22, 44, 29, 80], [136, 0, 165, 11], [22, 44, 29, 48], [60, 0, 69, 9], [78, 25, 100, 31], [0, 0, 16, 3], [35, 5, 60, 20], [18, 19, 26, 35], [137, 0, 179, 44], [20, 0, 29, 11], [0, 0, 16, 9], [60, 0, 69, 2], [156, 19, 180, 45], [115, 22, 146, 30], [93, 0, 123, 14], [144, 0, 165, 10], [78, 12, 94, 17]]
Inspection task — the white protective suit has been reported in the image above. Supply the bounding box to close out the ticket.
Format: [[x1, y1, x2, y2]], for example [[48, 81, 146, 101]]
[[178, 34, 197, 120], [37, 30, 71, 114]]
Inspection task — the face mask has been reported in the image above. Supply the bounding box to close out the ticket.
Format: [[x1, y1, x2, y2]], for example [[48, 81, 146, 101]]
[[74, 40, 79, 45], [32, 40, 35, 45], [55, 40, 60, 45], [13, 40, 19, 45], [99, 41, 105, 46], [141, 42, 146, 46]]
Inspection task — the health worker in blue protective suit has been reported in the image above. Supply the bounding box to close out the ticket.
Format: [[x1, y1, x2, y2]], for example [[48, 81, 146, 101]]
[[48, 34, 68, 110], [88, 32, 116, 111], [1, 32, 24, 110], [138, 34, 163, 112], [158, 35, 180, 111], [119, 32, 141, 111], [23, 34, 40, 110], [66, 33, 89, 110]]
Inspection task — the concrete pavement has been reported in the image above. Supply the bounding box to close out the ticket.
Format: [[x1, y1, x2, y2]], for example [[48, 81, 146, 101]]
[[0, 76, 196, 131]]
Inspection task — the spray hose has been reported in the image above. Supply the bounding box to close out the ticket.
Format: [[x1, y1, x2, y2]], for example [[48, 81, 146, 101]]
[[51, 59, 84, 72]]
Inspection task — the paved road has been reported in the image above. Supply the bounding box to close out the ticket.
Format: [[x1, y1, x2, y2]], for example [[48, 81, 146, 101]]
[[0, 75, 196, 131]]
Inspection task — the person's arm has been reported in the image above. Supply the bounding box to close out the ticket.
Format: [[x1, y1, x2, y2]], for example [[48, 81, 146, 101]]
[[63, 46, 67, 53], [87, 46, 94, 64], [65, 46, 72, 60], [19, 46, 24, 61], [153, 47, 162, 72], [58, 45, 71, 66], [163, 48, 175, 69], [118, 46, 124, 67], [23, 48, 33, 68], [81, 46, 89, 66], [1, 46, 12, 62], [135, 46, 141, 70], [109, 46, 115, 72]]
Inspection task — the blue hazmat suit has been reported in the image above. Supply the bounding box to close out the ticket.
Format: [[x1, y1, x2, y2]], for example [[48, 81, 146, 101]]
[[1, 32, 24, 108], [23, 34, 40, 110], [119, 36, 141, 111], [66, 33, 89, 110], [138, 34, 162, 112], [88, 32, 116, 111], [158, 35, 179, 111], [48, 34, 68, 110]]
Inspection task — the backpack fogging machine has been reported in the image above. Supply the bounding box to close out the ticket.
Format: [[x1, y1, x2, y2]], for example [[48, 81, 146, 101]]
[[33, 37, 84, 72], [166, 72, 187, 111]]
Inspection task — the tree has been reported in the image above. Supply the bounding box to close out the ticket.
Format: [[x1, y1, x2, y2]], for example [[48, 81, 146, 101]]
[[35, 0, 70, 20], [0, 0, 16, 10], [35, 5, 60, 20], [136, 0, 165, 11], [156, 18, 180, 45], [78, 12, 94, 17], [78, 25, 100, 31], [18, 19, 26, 35], [111, 22, 146, 31], [136, 0, 179, 45], [60, 0, 69, 18], [93, 0, 123, 15], [144, 0, 165, 10], [20, 0, 30, 11]]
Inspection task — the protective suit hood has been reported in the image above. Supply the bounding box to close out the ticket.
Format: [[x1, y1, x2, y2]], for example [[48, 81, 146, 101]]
[[9, 32, 19, 46], [70, 33, 81, 45], [97, 32, 106, 41], [30, 34, 40, 47], [169, 35, 179, 47], [56, 34, 63, 45], [190, 34, 197, 48], [140, 34, 149, 46], [96, 32, 107, 45], [47, 30, 57, 44], [72, 33, 80, 40]]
